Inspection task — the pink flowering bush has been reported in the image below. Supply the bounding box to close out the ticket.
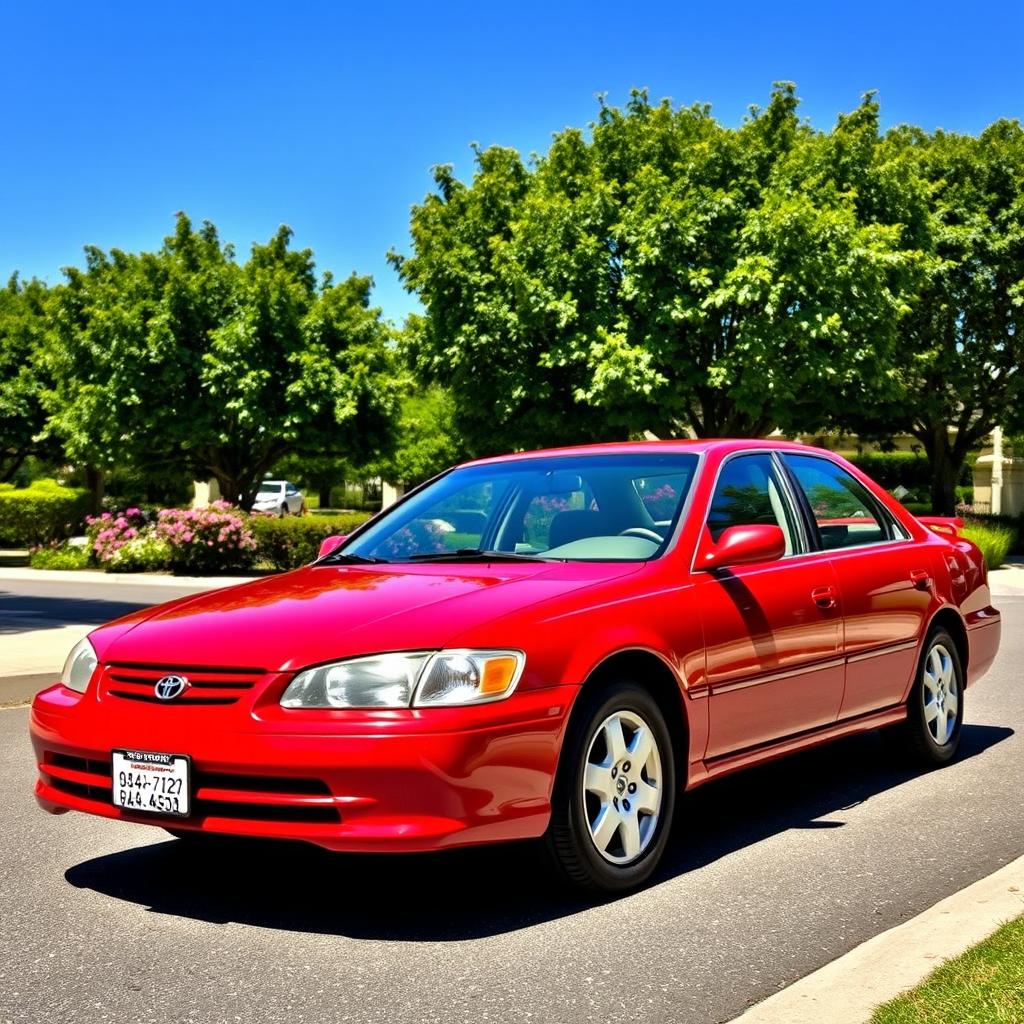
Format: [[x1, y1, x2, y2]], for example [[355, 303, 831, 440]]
[[86, 508, 170, 572], [156, 501, 257, 574]]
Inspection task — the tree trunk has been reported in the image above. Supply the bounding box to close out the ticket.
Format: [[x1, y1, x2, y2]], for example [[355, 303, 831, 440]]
[[84, 466, 104, 516], [919, 423, 962, 516], [318, 485, 332, 510], [1, 453, 25, 483]]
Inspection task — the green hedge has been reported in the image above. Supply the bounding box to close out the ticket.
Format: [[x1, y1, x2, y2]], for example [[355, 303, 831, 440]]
[[846, 452, 933, 491], [0, 480, 91, 547], [249, 512, 373, 571]]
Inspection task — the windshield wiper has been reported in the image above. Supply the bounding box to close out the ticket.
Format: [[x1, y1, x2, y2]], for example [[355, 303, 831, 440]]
[[320, 552, 390, 565], [407, 548, 556, 563]]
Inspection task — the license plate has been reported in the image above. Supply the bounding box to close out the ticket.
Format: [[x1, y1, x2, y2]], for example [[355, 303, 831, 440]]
[[111, 749, 191, 817]]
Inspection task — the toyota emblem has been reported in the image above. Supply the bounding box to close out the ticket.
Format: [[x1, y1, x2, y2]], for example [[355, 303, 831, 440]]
[[154, 674, 189, 701]]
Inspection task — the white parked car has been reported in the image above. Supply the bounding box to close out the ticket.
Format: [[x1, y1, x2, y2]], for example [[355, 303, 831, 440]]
[[252, 480, 305, 516]]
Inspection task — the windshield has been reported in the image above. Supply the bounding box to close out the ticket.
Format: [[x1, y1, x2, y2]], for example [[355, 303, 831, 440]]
[[256, 483, 282, 499], [338, 453, 698, 563]]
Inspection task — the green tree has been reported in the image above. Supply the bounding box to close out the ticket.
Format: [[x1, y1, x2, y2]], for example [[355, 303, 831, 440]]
[[392, 85, 921, 454], [877, 123, 1024, 514], [361, 382, 463, 488], [46, 214, 400, 508], [0, 275, 59, 481]]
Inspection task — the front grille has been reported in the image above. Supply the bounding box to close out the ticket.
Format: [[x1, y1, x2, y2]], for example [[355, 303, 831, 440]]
[[39, 751, 340, 825], [103, 665, 266, 706]]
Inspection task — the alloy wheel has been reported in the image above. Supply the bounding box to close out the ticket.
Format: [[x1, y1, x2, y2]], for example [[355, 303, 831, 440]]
[[581, 710, 663, 864], [922, 642, 959, 746]]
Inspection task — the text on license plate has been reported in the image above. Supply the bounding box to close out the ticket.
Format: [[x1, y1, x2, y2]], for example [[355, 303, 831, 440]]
[[111, 749, 191, 817]]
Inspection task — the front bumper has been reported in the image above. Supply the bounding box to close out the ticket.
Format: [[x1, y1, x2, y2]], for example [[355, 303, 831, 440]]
[[30, 681, 576, 852]]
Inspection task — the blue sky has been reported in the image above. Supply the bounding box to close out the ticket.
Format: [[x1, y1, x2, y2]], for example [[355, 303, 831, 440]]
[[2, 1, 1021, 324]]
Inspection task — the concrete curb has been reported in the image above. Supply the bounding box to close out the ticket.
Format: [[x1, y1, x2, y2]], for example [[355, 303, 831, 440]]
[[730, 854, 1024, 1023]]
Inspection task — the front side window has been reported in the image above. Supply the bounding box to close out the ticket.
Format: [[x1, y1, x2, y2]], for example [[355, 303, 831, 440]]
[[335, 453, 699, 563], [784, 454, 892, 550], [706, 454, 797, 555]]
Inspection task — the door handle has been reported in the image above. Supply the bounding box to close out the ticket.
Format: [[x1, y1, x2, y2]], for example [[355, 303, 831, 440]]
[[910, 569, 932, 591], [811, 585, 837, 610]]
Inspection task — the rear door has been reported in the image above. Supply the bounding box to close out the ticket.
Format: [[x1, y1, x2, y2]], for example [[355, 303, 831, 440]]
[[696, 452, 845, 759], [781, 453, 934, 719]]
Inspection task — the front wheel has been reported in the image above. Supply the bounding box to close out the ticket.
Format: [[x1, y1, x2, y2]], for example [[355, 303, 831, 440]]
[[544, 681, 676, 892]]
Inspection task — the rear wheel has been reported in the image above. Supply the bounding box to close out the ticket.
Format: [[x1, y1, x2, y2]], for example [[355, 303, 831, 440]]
[[897, 627, 964, 765], [544, 681, 676, 892]]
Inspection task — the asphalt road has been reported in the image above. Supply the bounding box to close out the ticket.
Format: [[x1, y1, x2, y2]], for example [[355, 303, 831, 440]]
[[0, 576, 231, 632], [2, 598, 1022, 1024]]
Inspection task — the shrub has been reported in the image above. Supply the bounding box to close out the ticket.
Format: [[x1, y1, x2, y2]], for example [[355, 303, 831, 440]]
[[963, 521, 1015, 570], [156, 502, 257, 574], [846, 452, 933, 492], [249, 512, 373, 571], [963, 512, 1022, 555], [88, 508, 148, 564], [105, 533, 173, 573], [0, 480, 90, 547], [29, 543, 91, 571]]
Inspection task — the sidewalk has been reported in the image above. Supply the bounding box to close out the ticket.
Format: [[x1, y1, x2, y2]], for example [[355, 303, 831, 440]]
[[0, 565, 257, 587], [990, 561, 1024, 596]]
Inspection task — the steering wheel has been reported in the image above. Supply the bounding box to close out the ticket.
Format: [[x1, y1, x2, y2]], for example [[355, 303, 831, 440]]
[[618, 527, 664, 543]]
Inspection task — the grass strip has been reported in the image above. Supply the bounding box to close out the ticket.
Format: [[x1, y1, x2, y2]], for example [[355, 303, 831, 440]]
[[871, 914, 1024, 1024]]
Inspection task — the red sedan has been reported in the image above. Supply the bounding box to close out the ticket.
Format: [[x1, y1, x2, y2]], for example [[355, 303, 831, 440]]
[[30, 441, 1001, 891]]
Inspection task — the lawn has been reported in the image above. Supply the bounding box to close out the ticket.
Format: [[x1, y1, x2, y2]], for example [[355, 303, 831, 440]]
[[871, 914, 1024, 1024]]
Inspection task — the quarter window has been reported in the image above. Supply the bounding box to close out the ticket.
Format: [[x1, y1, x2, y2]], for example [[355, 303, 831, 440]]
[[784, 454, 892, 550]]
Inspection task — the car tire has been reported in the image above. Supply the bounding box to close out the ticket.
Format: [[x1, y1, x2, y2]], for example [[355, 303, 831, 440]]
[[897, 627, 965, 766], [279, 503, 288, 518], [544, 680, 676, 893]]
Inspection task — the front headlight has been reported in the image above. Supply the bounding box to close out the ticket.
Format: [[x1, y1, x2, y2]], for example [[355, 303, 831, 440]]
[[61, 637, 98, 694], [414, 650, 524, 706], [280, 650, 524, 709], [280, 653, 429, 708]]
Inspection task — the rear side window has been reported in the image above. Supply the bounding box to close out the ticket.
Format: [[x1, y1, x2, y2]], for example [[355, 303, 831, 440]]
[[707, 454, 798, 555], [784, 454, 894, 550]]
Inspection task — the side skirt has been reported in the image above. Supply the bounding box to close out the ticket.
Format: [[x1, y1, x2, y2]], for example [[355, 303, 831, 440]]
[[686, 705, 908, 790]]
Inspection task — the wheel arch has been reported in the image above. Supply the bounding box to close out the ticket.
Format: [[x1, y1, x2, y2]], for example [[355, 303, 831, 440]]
[[926, 605, 969, 677], [568, 647, 691, 789]]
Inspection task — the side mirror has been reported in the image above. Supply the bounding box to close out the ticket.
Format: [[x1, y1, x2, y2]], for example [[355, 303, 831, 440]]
[[696, 524, 785, 571], [317, 534, 348, 560]]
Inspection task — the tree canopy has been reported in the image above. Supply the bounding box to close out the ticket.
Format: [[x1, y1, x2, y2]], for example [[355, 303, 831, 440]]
[[391, 84, 923, 456], [863, 121, 1024, 512], [0, 274, 56, 481], [45, 214, 401, 507]]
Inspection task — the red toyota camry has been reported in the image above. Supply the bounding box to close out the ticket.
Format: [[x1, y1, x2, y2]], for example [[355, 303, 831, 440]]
[[30, 441, 1001, 891]]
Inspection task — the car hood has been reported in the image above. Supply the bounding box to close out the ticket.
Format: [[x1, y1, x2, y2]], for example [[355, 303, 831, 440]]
[[93, 561, 642, 672]]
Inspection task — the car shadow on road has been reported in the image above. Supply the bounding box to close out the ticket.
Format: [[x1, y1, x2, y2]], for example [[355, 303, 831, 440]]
[[0, 590, 150, 634], [64, 722, 1013, 940]]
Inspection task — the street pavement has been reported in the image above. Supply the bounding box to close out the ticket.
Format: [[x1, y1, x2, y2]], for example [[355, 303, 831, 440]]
[[1, 581, 1021, 1023]]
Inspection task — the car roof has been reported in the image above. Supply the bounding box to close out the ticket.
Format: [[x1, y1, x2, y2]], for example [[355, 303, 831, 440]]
[[460, 438, 824, 467]]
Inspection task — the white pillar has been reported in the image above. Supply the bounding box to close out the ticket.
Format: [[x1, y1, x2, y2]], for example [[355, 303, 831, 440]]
[[992, 427, 1004, 516], [381, 481, 404, 508]]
